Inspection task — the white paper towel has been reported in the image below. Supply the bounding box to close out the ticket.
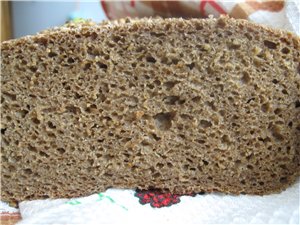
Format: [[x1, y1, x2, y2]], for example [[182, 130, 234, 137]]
[[11, 179, 298, 224]]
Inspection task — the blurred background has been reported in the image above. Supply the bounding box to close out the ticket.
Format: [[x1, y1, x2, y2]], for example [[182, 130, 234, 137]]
[[1, 0, 299, 42], [1, 0, 106, 42]]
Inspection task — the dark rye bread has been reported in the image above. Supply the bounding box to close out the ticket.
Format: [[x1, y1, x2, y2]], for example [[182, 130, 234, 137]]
[[1, 16, 300, 204]]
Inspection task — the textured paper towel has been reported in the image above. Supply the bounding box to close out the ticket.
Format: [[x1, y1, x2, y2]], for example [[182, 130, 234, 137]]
[[12, 180, 299, 224]]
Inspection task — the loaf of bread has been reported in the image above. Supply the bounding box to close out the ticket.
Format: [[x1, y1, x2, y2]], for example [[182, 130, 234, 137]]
[[1, 16, 299, 204]]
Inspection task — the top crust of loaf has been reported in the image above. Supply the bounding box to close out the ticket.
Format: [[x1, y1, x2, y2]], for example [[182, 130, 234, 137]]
[[2, 16, 299, 47]]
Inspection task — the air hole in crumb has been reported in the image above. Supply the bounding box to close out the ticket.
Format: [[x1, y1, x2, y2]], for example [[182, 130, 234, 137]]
[[153, 112, 176, 131], [167, 162, 173, 168], [263, 40, 277, 49], [153, 79, 161, 86], [280, 164, 287, 170], [1, 128, 7, 135], [90, 32, 97, 40], [29, 66, 37, 73], [197, 139, 206, 144], [183, 164, 189, 171], [295, 100, 300, 108], [57, 148, 65, 154], [2, 92, 17, 101], [47, 132, 56, 138], [281, 47, 290, 54], [104, 154, 114, 160], [86, 104, 97, 113], [97, 62, 108, 70], [200, 120, 212, 128], [96, 153, 102, 158], [274, 108, 282, 115], [23, 168, 33, 175], [146, 56, 156, 63], [156, 163, 164, 169], [31, 117, 40, 124], [270, 125, 284, 141], [66, 105, 81, 114], [205, 101, 217, 111], [195, 23, 203, 30], [150, 32, 165, 37], [221, 135, 230, 144], [247, 165, 254, 170], [67, 58, 75, 64], [261, 102, 270, 113], [8, 165, 16, 172], [36, 37, 48, 46], [179, 99, 186, 104], [171, 58, 179, 65], [280, 177, 288, 184], [47, 121, 56, 129], [192, 96, 201, 103], [203, 160, 209, 166], [151, 133, 161, 141], [180, 114, 192, 121], [112, 35, 121, 43], [28, 144, 37, 152], [235, 160, 241, 165], [186, 62, 195, 70], [136, 46, 145, 53], [48, 52, 57, 58], [164, 81, 179, 90], [241, 72, 251, 84], [147, 84, 155, 89], [153, 172, 161, 179], [144, 75, 150, 80], [161, 56, 169, 64], [83, 63, 91, 71], [164, 96, 180, 105], [39, 151, 49, 158], [219, 110, 225, 117]]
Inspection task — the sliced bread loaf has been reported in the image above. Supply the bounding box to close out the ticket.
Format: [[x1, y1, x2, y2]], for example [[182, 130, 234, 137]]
[[1, 17, 299, 204]]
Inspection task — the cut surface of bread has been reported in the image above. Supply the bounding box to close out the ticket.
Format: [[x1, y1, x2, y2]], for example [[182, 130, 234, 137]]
[[1, 17, 300, 204]]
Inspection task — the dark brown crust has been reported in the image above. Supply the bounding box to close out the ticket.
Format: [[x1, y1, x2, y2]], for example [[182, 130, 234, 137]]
[[1, 16, 300, 204]]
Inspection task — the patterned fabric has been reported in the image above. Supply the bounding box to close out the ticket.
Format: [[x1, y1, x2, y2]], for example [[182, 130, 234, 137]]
[[135, 189, 200, 208], [135, 191, 181, 208], [0, 213, 21, 225]]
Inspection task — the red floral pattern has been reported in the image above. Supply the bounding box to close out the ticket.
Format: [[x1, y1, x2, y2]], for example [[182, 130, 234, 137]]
[[135, 190, 200, 208]]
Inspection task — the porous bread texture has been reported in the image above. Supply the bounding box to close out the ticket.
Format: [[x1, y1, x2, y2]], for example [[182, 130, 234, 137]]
[[1, 16, 300, 204]]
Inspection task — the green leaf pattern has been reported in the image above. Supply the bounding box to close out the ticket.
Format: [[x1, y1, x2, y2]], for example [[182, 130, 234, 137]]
[[65, 193, 128, 211]]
